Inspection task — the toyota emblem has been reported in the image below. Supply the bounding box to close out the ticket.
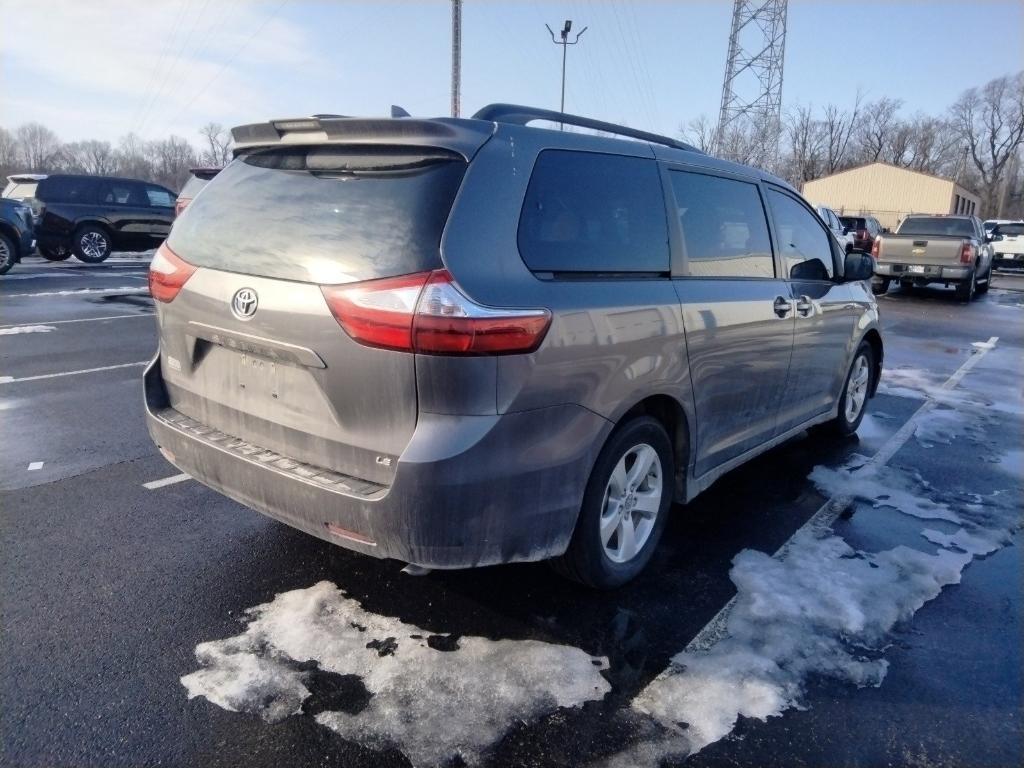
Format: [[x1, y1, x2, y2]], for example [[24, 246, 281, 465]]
[[231, 288, 258, 319]]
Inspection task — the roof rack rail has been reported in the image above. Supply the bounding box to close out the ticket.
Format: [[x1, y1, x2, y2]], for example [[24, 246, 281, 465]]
[[472, 103, 701, 154]]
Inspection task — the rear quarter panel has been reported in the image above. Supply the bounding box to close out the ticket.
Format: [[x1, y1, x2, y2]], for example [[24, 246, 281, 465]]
[[440, 127, 696, 442]]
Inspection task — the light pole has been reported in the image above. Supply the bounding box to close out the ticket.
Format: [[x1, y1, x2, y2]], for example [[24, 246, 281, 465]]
[[546, 19, 587, 129]]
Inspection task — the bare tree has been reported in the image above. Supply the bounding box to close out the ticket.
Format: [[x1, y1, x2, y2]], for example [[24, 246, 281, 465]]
[[198, 122, 232, 167], [822, 92, 864, 174], [15, 122, 62, 170], [854, 97, 903, 163], [60, 140, 117, 175], [680, 115, 716, 153], [0, 126, 19, 179], [115, 133, 153, 181], [147, 135, 198, 191], [780, 104, 826, 184], [949, 71, 1024, 216]]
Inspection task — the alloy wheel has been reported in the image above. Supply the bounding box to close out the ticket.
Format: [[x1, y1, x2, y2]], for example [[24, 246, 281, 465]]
[[599, 443, 663, 563]]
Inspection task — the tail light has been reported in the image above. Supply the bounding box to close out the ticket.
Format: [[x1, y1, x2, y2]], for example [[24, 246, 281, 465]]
[[174, 197, 190, 217], [870, 238, 880, 259], [321, 270, 551, 355], [149, 243, 197, 303], [857, 228, 868, 241], [960, 242, 975, 264]]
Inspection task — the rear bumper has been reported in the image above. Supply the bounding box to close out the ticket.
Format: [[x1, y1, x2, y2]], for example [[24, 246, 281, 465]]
[[875, 262, 971, 282], [144, 355, 611, 569]]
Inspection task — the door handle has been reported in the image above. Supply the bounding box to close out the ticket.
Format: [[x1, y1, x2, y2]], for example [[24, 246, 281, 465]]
[[773, 296, 793, 318], [795, 295, 815, 317]]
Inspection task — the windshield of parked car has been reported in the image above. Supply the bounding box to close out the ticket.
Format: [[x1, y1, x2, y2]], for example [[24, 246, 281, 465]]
[[839, 216, 865, 229], [168, 146, 468, 284], [897, 217, 975, 237]]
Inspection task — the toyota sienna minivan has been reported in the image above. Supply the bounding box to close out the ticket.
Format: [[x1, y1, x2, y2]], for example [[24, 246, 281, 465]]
[[145, 104, 881, 588]]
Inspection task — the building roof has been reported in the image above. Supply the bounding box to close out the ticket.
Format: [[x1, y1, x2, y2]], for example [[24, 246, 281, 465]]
[[804, 161, 978, 197]]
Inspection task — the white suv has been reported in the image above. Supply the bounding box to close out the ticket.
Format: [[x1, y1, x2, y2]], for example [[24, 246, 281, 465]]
[[816, 205, 855, 253]]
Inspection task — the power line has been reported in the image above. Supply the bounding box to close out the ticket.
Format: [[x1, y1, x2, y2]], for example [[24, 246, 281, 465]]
[[165, 0, 291, 131], [130, 0, 194, 133]]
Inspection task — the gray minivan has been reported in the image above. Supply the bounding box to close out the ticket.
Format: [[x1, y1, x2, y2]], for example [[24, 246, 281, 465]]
[[145, 105, 881, 588]]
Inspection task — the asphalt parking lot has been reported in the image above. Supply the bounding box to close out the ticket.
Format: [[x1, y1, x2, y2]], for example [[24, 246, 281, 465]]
[[1, 256, 1021, 768]]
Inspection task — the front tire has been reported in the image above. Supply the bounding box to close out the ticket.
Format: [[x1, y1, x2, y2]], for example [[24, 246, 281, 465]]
[[553, 416, 674, 589], [0, 233, 15, 275], [73, 225, 112, 263], [823, 342, 874, 437]]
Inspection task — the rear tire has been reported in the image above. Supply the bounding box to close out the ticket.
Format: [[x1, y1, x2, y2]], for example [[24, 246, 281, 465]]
[[955, 270, 976, 303], [39, 244, 72, 261], [821, 341, 874, 437], [73, 225, 112, 263], [553, 416, 674, 589], [977, 266, 991, 294], [0, 233, 15, 275]]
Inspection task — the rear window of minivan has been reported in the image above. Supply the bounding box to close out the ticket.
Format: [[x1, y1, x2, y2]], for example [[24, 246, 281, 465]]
[[168, 146, 468, 284]]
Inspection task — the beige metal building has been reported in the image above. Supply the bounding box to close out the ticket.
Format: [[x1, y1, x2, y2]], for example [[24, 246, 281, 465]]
[[802, 162, 981, 231]]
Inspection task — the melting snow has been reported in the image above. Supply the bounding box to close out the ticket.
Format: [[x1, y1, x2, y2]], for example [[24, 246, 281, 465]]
[[182, 581, 609, 766]]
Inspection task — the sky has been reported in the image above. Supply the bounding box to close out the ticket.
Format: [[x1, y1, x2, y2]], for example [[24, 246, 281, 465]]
[[1, 0, 1022, 146]]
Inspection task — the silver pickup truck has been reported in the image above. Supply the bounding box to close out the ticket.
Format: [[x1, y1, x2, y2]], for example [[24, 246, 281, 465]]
[[872, 214, 994, 301]]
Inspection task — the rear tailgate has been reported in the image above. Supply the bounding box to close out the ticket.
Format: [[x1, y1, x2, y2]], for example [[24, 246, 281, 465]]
[[877, 235, 967, 268], [157, 136, 485, 486]]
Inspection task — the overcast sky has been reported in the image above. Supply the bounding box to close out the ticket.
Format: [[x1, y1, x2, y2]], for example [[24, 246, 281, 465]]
[[2, 0, 1021, 145]]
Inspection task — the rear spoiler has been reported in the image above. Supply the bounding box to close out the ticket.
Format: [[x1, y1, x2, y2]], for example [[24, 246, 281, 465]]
[[230, 116, 495, 160]]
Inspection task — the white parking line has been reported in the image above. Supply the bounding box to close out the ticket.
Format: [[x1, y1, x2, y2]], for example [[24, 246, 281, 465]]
[[27, 461, 44, 471], [0, 325, 57, 336], [143, 473, 191, 490], [0, 313, 153, 329], [3, 286, 150, 298], [0, 361, 147, 384], [684, 335, 999, 653]]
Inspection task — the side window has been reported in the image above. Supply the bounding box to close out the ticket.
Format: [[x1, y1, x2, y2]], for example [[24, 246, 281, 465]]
[[517, 150, 669, 273], [670, 171, 774, 278], [97, 181, 135, 205], [146, 185, 175, 208], [768, 189, 835, 281], [44, 177, 95, 204]]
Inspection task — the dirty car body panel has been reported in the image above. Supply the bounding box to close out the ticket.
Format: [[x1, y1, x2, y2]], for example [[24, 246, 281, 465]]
[[145, 108, 882, 571]]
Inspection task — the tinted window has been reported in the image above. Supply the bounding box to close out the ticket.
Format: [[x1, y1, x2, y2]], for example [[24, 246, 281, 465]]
[[168, 147, 467, 283], [146, 185, 175, 208], [996, 223, 1024, 236], [839, 216, 865, 230], [768, 189, 835, 281], [897, 217, 975, 237], [518, 150, 669, 273], [670, 171, 774, 278], [40, 176, 95, 204], [96, 180, 146, 206]]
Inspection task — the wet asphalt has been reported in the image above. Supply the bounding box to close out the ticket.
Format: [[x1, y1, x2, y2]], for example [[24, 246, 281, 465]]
[[1, 256, 1021, 768]]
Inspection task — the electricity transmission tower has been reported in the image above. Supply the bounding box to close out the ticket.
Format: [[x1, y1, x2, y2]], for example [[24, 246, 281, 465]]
[[715, 0, 788, 170], [451, 0, 462, 117]]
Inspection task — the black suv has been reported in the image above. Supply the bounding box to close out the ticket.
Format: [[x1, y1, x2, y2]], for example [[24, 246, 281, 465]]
[[29, 174, 177, 263], [838, 214, 884, 253]]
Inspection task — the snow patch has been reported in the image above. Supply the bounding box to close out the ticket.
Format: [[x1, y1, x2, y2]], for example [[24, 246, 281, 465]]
[[0, 324, 56, 335], [182, 581, 609, 766], [629, 531, 971, 754]]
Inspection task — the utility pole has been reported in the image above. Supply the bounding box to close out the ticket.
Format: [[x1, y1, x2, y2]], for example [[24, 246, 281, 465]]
[[546, 19, 587, 129], [451, 0, 462, 118]]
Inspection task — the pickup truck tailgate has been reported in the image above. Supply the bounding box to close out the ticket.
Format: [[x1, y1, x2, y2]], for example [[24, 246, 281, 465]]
[[877, 236, 967, 267]]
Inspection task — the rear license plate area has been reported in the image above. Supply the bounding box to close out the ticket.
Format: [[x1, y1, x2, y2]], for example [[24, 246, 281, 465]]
[[908, 265, 926, 274], [238, 352, 282, 400]]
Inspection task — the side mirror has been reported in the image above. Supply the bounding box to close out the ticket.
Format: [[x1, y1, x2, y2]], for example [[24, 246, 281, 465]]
[[843, 250, 874, 282], [985, 232, 995, 242], [842, 226, 851, 235]]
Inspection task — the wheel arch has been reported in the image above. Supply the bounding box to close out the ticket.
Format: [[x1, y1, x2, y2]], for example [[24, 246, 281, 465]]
[[617, 393, 692, 503], [861, 328, 883, 397], [0, 222, 21, 259]]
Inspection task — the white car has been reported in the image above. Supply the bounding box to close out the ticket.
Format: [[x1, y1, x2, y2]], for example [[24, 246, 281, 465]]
[[816, 204, 856, 253], [990, 221, 1024, 269]]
